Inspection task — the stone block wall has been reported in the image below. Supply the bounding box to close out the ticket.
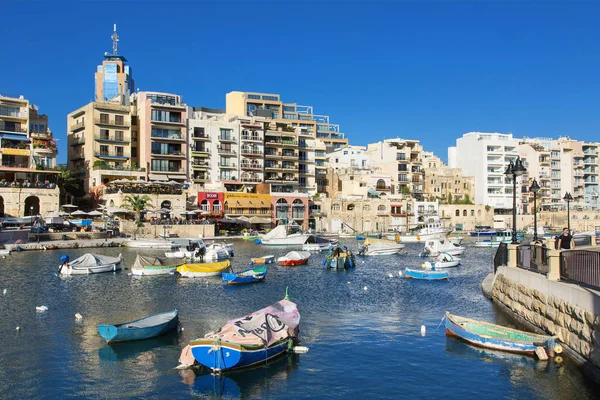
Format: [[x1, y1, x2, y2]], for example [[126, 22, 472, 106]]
[[493, 273, 600, 367]]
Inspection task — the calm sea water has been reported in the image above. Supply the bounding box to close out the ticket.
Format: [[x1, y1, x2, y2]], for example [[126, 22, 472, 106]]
[[0, 239, 598, 399]]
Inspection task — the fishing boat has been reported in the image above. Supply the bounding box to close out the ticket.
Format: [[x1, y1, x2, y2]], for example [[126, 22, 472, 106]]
[[469, 226, 496, 237], [358, 239, 404, 256], [123, 239, 177, 249], [255, 224, 311, 246], [58, 253, 122, 275], [177, 260, 231, 277], [444, 312, 562, 357], [185, 292, 300, 372], [302, 235, 338, 251], [131, 255, 185, 276], [404, 267, 449, 280], [222, 266, 268, 285], [97, 310, 179, 343], [322, 245, 356, 269], [421, 238, 466, 257], [250, 255, 275, 265], [396, 217, 447, 243], [473, 230, 521, 248], [277, 251, 311, 266], [421, 252, 460, 269]]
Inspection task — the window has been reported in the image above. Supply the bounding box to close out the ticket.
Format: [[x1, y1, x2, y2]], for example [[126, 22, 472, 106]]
[[363, 205, 370, 211], [131, 116, 138, 126], [455, 210, 460, 217], [463, 210, 467, 217], [100, 129, 109, 139], [115, 115, 124, 125], [115, 130, 124, 141], [344, 151, 348, 155], [99, 145, 108, 155], [332, 204, 340, 211], [115, 146, 124, 156], [347, 204, 355, 211], [100, 113, 109, 123], [471, 210, 475, 217], [378, 205, 386, 211]]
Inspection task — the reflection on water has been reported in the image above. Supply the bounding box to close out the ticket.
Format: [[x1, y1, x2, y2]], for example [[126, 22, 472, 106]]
[[0, 240, 599, 398]]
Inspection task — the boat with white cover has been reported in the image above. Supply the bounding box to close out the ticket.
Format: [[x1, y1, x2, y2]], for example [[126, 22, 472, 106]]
[[256, 224, 311, 246], [302, 235, 338, 251], [422, 238, 466, 257], [422, 252, 461, 269], [396, 217, 447, 243], [58, 253, 122, 275], [358, 239, 405, 256]]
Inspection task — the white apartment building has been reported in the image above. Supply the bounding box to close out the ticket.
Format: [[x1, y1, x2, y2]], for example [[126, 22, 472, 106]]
[[449, 132, 520, 210], [326, 146, 369, 171]]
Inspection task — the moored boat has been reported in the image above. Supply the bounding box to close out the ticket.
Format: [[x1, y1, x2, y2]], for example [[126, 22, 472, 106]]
[[187, 292, 300, 372], [323, 245, 356, 269], [177, 260, 231, 277], [404, 267, 449, 280], [131, 255, 185, 276], [277, 251, 311, 266], [444, 312, 562, 357], [123, 239, 177, 249], [422, 252, 460, 269], [222, 266, 268, 285], [97, 309, 179, 343], [302, 235, 338, 251], [358, 239, 404, 256], [204, 243, 231, 261], [58, 253, 122, 275], [250, 255, 275, 265], [422, 238, 466, 257], [256, 224, 311, 246]]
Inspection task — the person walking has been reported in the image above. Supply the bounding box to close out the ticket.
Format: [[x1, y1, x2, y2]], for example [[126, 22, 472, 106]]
[[557, 228, 575, 250]]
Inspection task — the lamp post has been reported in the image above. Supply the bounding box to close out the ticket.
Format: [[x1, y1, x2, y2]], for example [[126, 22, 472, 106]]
[[529, 178, 540, 242], [563, 191, 573, 233], [505, 156, 527, 244]]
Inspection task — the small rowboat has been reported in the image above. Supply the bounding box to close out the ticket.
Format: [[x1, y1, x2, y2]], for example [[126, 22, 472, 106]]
[[222, 266, 268, 285], [250, 255, 275, 265], [131, 255, 185, 276], [177, 260, 231, 277], [58, 253, 122, 275], [422, 252, 461, 269], [277, 251, 311, 266], [97, 309, 179, 343], [404, 267, 449, 280], [444, 312, 562, 357]]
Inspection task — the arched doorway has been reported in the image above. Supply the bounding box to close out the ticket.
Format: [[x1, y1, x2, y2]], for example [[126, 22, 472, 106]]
[[24, 196, 40, 216], [161, 200, 172, 209], [200, 199, 210, 211], [276, 199, 289, 222], [0, 196, 4, 218]]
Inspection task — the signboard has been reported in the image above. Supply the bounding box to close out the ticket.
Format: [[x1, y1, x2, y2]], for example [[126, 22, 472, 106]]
[[223, 193, 271, 201], [2, 148, 30, 156], [206, 193, 219, 199]]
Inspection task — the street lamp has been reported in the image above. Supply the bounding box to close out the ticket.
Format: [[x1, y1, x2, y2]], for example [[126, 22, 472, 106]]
[[505, 156, 527, 244], [563, 191, 573, 233], [529, 178, 540, 242]]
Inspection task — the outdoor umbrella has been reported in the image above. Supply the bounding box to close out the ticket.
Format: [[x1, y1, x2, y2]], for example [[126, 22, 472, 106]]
[[70, 210, 88, 216], [87, 210, 103, 217], [249, 216, 271, 224], [61, 204, 78, 209]]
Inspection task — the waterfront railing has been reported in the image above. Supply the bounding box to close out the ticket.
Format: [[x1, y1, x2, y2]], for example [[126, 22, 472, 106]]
[[560, 250, 600, 290]]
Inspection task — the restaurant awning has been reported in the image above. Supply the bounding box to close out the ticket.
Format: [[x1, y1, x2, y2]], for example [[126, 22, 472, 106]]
[[367, 189, 380, 197], [227, 198, 270, 208], [148, 174, 168, 181], [0, 133, 29, 141]]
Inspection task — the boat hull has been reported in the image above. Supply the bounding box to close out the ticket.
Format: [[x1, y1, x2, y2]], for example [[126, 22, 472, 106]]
[[444, 312, 558, 355], [97, 310, 179, 343], [124, 240, 176, 249], [190, 338, 289, 372], [302, 243, 331, 251], [59, 263, 121, 275], [131, 265, 179, 276], [396, 233, 442, 243], [362, 248, 402, 256], [222, 267, 267, 285], [404, 268, 448, 280], [250, 255, 275, 265], [177, 261, 231, 277], [278, 259, 309, 266]]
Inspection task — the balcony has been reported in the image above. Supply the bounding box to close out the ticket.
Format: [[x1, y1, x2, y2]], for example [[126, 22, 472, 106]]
[[241, 132, 262, 142], [1, 148, 30, 156], [191, 161, 210, 169], [265, 152, 280, 159], [151, 133, 184, 141], [218, 148, 237, 156], [0, 110, 27, 120], [241, 147, 263, 157], [151, 117, 184, 126], [241, 175, 262, 183], [281, 152, 298, 159], [265, 139, 298, 147], [376, 185, 391, 191], [241, 162, 262, 170], [298, 169, 314, 175], [0, 126, 27, 134], [94, 117, 130, 127], [94, 151, 130, 160], [218, 135, 237, 143], [150, 100, 185, 110], [94, 102, 129, 112], [192, 175, 210, 182], [92, 164, 145, 172], [192, 132, 210, 141], [219, 163, 237, 169], [69, 121, 85, 132], [33, 144, 57, 154], [29, 130, 52, 140], [190, 147, 210, 157], [1, 162, 31, 169], [70, 137, 85, 146], [299, 157, 314, 163], [151, 168, 185, 174], [151, 151, 185, 158], [70, 153, 85, 162], [95, 134, 130, 143]]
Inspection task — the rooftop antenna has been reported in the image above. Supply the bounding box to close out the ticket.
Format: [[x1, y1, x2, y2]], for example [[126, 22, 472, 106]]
[[111, 24, 119, 55]]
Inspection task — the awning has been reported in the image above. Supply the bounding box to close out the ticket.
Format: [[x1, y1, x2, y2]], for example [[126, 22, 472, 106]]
[[367, 189, 380, 196], [390, 203, 403, 207], [249, 216, 271, 224], [0, 133, 29, 141], [148, 174, 168, 181], [227, 198, 270, 208]]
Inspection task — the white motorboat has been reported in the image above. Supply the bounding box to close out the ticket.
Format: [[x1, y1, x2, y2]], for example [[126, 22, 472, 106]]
[[58, 253, 122, 275], [473, 230, 516, 248], [358, 240, 405, 256], [302, 235, 338, 251], [165, 239, 206, 258], [396, 218, 447, 243], [204, 243, 231, 261], [422, 252, 461, 269], [124, 239, 177, 249], [422, 238, 466, 257], [257, 224, 311, 246], [0, 249, 11, 256]]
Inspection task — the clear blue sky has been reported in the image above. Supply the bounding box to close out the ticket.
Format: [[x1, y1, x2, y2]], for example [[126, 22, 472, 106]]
[[2, 1, 599, 164]]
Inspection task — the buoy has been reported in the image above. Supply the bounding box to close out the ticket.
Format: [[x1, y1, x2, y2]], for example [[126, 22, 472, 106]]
[[75, 313, 82, 320], [363, 286, 368, 291], [36, 305, 48, 312], [421, 325, 426, 336], [553, 343, 563, 354], [417, 236, 421, 241], [555, 356, 563, 363], [292, 346, 309, 354], [16, 326, 20, 331], [388, 273, 393, 278]]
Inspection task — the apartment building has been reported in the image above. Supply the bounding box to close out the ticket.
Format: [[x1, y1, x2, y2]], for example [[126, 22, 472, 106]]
[[366, 138, 425, 199], [315, 140, 328, 194], [0, 94, 59, 216], [449, 132, 520, 211], [326, 146, 369, 171], [422, 153, 475, 204]]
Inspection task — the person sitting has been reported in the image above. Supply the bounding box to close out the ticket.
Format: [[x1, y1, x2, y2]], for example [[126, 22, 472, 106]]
[[557, 228, 575, 250]]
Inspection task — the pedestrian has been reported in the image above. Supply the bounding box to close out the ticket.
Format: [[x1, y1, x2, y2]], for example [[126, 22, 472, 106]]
[[557, 227, 575, 250]]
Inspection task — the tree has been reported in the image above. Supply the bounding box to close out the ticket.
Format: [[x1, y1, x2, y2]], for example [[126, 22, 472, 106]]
[[122, 194, 153, 222], [57, 165, 80, 206]]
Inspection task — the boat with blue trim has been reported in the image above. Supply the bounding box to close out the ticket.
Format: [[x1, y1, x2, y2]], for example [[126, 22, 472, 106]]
[[404, 267, 449, 280], [222, 266, 268, 285], [97, 309, 179, 343]]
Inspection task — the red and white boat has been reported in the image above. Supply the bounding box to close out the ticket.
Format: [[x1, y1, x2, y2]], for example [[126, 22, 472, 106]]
[[277, 251, 311, 267]]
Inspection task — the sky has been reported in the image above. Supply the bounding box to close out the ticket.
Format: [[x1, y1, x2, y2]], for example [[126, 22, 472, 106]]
[[2, 1, 599, 164]]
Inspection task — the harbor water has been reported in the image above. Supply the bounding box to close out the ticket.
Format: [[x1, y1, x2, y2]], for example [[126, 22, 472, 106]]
[[0, 239, 598, 399]]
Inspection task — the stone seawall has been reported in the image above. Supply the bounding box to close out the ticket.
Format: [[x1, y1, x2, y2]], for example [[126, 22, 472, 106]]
[[492, 269, 600, 369]]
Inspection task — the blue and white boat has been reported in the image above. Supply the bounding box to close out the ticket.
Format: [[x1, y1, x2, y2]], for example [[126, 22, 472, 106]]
[[97, 309, 179, 343], [404, 267, 449, 280], [444, 312, 562, 357], [469, 226, 496, 237], [187, 293, 300, 372], [222, 266, 268, 285]]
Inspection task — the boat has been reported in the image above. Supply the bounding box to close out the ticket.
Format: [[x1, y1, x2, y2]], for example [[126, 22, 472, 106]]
[[123, 239, 177, 249], [469, 226, 497, 237], [131, 255, 185, 276], [58, 253, 122, 275], [278, 251, 311, 266], [255, 224, 311, 246], [250, 255, 275, 265], [97, 310, 179, 343], [165, 239, 206, 258], [421, 238, 466, 257], [222, 266, 268, 285], [204, 243, 232, 261], [358, 239, 404, 256], [302, 235, 338, 251], [421, 252, 460, 269], [473, 230, 521, 247], [356, 235, 366, 241], [176, 260, 231, 277], [0, 248, 10, 256], [444, 312, 562, 357], [186, 291, 300, 372], [396, 217, 447, 243], [322, 245, 356, 269], [404, 267, 449, 280]]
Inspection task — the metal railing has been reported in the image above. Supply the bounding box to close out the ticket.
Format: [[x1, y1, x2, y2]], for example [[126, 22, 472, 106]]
[[560, 250, 600, 290]]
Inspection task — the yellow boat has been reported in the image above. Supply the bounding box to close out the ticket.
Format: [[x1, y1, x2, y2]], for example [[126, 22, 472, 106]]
[[177, 260, 231, 278]]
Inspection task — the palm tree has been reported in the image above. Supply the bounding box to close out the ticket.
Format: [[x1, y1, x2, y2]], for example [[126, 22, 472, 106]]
[[57, 165, 80, 206], [122, 194, 153, 222]]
